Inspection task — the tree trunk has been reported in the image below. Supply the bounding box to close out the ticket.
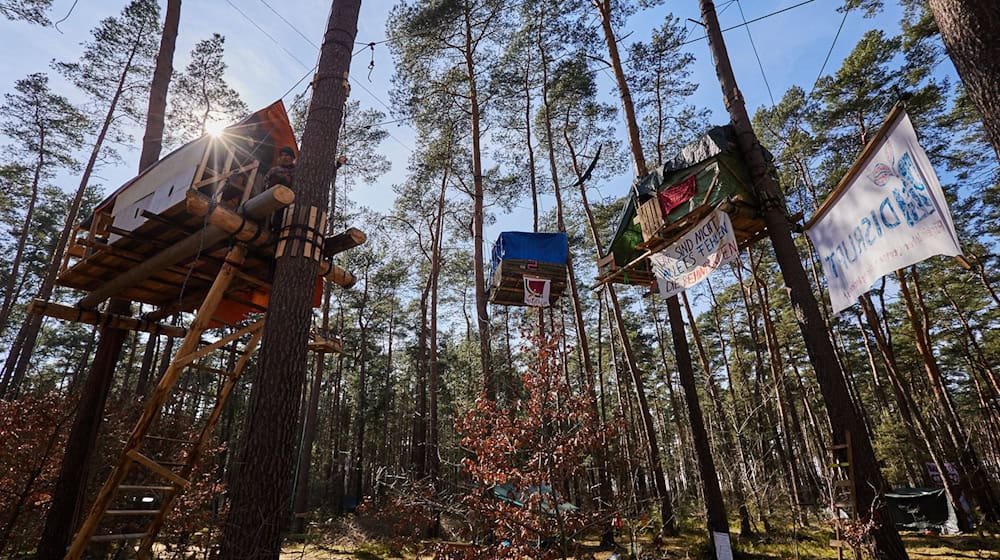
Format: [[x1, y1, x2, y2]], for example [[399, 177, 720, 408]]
[[697, 1, 907, 556], [0, 129, 44, 341], [898, 268, 999, 520], [664, 290, 731, 541], [219, 0, 358, 554], [292, 283, 333, 534], [564, 131, 676, 534], [681, 291, 755, 536], [428, 164, 448, 484], [537, 39, 614, 542], [926, 0, 1000, 161], [461, 3, 493, 398]]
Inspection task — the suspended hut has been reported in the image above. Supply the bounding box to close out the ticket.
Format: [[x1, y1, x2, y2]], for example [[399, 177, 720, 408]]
[[488, 232, 568, 307], [52, 102, 367, 555], [596, 125, 773, 287]]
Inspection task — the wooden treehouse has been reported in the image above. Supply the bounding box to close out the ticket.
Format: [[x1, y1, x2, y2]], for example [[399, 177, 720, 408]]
[[595, 125, 777, 288], [33, 101, 364, 557], [488, 231, 568, 307]]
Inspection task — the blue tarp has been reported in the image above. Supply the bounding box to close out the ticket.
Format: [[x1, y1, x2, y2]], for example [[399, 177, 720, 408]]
[[490, 231, 568, 271]]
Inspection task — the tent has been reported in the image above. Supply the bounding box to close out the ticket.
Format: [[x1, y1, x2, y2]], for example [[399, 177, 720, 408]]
[[886, 488, 961, 534], [597, 125, 771, 286]]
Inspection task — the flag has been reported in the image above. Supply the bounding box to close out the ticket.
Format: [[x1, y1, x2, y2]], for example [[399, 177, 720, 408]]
[[650, 209, 739, 299], [523, 276, 551, 307], [659, 174, 697, 216], [805, 108, 963, 314]]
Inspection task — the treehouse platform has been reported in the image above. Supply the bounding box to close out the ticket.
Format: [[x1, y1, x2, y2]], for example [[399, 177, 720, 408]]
[[45, 101, 364, 557], [54, 101, 361, 324], [596, 125, 776, 288], [488, 232, 568, 307]]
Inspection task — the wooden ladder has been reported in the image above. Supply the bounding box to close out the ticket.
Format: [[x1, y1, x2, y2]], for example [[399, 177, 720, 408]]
[[65, 244, 262, 559], [829, 431, 861, 560]]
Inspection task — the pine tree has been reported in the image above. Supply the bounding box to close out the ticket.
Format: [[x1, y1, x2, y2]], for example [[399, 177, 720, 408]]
[[0, 73, 86, 342], [1, 0, 160, 400], [0, 0, 52, 25], [166, 33, 248, 146]]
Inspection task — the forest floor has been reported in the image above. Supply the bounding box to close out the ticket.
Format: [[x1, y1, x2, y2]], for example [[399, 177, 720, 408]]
[[275, 517, 1000, 559]]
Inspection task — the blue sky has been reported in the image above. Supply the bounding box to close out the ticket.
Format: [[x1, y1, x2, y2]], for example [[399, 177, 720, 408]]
[[0, 0, 911, 246]]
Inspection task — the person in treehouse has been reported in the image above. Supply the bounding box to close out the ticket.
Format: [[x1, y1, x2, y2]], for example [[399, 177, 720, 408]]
[[266, 145, 297, 188]]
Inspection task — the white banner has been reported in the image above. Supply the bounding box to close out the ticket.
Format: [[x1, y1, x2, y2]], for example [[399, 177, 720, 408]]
[[523, 276, 551, 307], [650, 209, 739, 299], [805, 109, 963, 314]]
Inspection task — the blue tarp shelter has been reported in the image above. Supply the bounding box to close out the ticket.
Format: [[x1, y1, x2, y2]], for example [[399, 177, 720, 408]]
[[488, 232, 569, 306], [490, 232, 568, 271]]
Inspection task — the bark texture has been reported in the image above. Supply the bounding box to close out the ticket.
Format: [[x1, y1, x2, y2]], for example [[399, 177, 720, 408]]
[[927, 0, 1000, 161], [219, 0, 359, 554]]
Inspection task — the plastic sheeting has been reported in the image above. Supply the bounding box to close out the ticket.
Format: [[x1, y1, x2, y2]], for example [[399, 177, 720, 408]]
[[886, 488, 962, 534], [490, 231, 568, 270], [602, 124, 766, 266]]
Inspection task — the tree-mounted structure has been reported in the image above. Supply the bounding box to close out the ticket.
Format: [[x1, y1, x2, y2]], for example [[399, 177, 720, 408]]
[[487, 231, 568, 308], [595, 125, 787, 288], [26, 101, 365, 557]]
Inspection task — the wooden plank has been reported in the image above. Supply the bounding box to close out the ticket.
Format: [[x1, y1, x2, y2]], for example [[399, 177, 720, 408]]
[[26, 299, 187, 337], [127, 451, 190, 489], [173, 319, 264, 369], [90, 533, 148, 543], [78, 187, 290, 309]]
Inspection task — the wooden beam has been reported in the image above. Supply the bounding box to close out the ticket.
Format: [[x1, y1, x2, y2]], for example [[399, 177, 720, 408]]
[[27, 299, 187, 337], [318, 261, 357, 288], [77, 186, 292, 309], [323, 227, 367, 258], [185, 187, 292, 247], [173, 318, 264, 369], [308, 334, 342, 354]]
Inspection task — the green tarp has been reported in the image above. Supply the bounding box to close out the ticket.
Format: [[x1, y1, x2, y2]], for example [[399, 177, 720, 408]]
[[603, 125, 760, 267]]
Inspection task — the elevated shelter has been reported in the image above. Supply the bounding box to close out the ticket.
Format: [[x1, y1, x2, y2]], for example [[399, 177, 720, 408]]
[[488, 231, 568, 307], [596, 125, 777, 287], [37, 101, 365, 557]]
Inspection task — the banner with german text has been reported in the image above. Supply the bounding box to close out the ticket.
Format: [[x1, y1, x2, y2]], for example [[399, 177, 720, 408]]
[[650, 209, 739, 299], [805, 108, 963, 314]]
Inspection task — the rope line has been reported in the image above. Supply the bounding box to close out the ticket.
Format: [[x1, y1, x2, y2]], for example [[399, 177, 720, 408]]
[[735, 0, 775, 107]]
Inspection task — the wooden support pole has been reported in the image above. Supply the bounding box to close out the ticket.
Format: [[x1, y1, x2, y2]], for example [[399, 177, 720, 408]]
[[136, 326, 265, 558], [318, 261, 357, 288], [64, 245, 247, 559], [172, 319, 264, 370], [323, 227, 367, 258], [185, 187, 292, 246], [26, 299, 187, 338], [76, 186, 293, 309]]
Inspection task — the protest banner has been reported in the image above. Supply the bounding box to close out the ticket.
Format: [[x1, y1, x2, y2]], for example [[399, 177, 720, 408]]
[[650, 208, 739, 299], [805, 106, 963, 314]]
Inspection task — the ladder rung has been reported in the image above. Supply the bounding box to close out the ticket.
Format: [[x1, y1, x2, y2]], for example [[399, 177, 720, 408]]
[[119, 485, 176, 492], [188, 363, 228, 376], [127, 450, 190, 489], [830, 444, 849, 450], [146, 435, 195, 445], [90, 532, 149, 542], [174, 385, 216, 399], [105, 509, 159, 516], [830, 462, 850, 468]]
